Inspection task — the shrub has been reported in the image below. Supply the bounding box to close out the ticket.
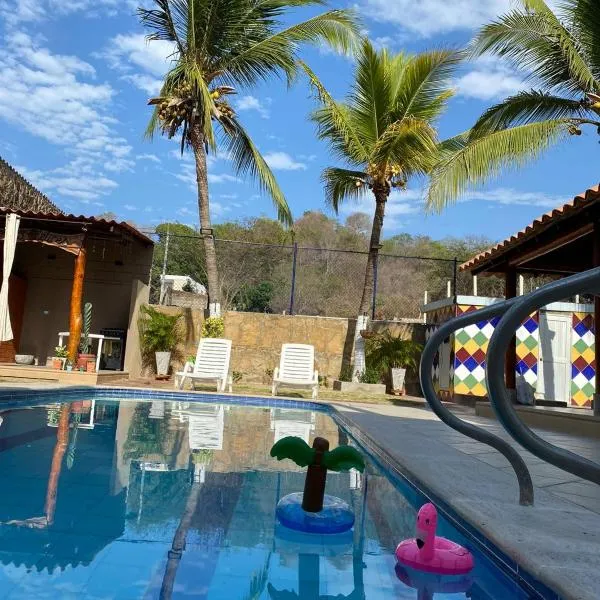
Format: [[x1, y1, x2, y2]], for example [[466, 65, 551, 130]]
[[138, 305, 184, 370], [358, 366, 382, 384], [366, 332, 422, 373], [202, 316, 225, 338]]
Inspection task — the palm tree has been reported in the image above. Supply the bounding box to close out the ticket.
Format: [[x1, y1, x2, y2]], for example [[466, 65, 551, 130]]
[[307, 40, 462, 372], [139, 0, 360, 316], [427, 0, 600, 210]]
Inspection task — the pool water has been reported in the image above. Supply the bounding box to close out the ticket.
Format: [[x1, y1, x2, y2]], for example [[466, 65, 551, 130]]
[[0, 397, 535, 599]]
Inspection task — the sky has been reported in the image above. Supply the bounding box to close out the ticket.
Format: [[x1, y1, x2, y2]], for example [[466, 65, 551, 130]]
[[0, 0, 598, 243]]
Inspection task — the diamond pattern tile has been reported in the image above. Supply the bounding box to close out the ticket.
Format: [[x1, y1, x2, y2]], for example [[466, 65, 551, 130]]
[[571, 312, 595, 407]]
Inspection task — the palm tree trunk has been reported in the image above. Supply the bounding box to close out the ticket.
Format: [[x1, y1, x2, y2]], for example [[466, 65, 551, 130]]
[[358, 189, 387, 315], [189, 124, 221, 317], [45, 403, 71, 526], [159, 480, 202, 600], [353, 187, 388, 380]]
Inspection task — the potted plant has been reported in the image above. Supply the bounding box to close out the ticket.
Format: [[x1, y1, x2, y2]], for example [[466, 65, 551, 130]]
[[53, 346, 68, 370], [366, 332, 422, 395], [77, 302, 96, 372], [139, 305, 183, 376]]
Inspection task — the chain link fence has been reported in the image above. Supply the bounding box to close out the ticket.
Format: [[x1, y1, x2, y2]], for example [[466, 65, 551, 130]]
[[150, 231, 493, 320]]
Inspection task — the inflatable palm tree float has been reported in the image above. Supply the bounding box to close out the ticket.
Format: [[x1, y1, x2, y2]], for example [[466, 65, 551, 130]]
[[271, 436, 364, 533]]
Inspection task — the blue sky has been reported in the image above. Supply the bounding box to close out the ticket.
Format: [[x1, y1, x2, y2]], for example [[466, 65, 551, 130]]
[[0, 0, 598, 242]]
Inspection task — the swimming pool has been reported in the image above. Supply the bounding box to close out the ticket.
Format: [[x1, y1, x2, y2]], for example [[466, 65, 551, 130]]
[[0, 390, 548, 599]]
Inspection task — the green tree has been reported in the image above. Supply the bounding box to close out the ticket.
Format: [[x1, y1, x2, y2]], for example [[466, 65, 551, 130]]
[[308, 40, 461, 371], [140, 0, 360, 316], [427, 0, 600, 209]]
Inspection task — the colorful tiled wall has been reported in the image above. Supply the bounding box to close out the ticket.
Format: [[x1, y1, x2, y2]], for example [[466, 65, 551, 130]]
[[453, 306, 539, 398], [425, 304, 456, 401], [571, 312, 595, 408]]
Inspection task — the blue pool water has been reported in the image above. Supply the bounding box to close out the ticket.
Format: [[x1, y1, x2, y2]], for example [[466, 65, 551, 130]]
[[0, 394, 543, 599]]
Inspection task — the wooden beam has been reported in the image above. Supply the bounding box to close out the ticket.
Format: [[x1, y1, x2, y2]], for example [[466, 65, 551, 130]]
[[67, 236, 87, 364], [508, 225, 593, 268], [505, 268, 517, 395]]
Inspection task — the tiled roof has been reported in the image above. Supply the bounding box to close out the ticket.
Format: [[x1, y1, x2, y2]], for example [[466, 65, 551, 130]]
[[461, 185, 600, 271], [0, 207, 154, 246]]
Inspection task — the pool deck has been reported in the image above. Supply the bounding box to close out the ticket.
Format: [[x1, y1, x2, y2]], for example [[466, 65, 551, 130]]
[[335, 402, 600, 600]]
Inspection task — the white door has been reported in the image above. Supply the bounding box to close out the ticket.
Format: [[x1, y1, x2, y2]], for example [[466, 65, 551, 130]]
[[538, 312, 571, 403]]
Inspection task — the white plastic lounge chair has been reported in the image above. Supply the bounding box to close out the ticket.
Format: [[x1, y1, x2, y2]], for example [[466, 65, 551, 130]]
[[271, 343, 319, 399], [175, 338, 232, 392]]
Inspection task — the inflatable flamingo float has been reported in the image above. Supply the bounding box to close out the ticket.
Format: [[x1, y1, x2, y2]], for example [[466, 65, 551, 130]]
[[395, 503, 474, 575]]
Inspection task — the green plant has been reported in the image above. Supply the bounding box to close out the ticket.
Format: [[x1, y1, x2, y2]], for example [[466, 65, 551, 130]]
[[79, 302, 93, 354], [318, 374, 329, 388], [138, 305, 184, 369], [358, 366, 381, 385], [232, 371, 243, 383], [54, 346, 68, 359], [141, 0, 359, 311], [427, 0, 600, 211], [202, 316, 224, 338], [366, 333, 422, 373]]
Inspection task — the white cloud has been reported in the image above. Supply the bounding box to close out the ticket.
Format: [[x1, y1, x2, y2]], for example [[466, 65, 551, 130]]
[[264, 151, 307, 171], [0, 32, 133, 201], [236, 95, 270, 119], [358, 0, 511, 37], [459, 188, 563, 208], [98, 33, 175, 94], [456, 56, 526, 101], [0, 0, 135, 24], [137, 153, 161, 163], [339, 189, 422, 231], [175, 162, 241, 190], [219, 193, 238, 199], [208, 173, 242, 184], [124, 204, 137, 211]]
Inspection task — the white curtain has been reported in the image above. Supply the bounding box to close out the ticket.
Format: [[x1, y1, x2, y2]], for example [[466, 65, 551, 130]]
[[0, 214, 21, 342]]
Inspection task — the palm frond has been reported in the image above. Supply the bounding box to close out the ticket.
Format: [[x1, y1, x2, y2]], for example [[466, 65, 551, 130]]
[[471, 90, 589, 135], [270, 436, 315, 466], [372, 117, 439, 176], [220, 115, 292, 225], [567, 0, 600, 79], [217, 10, 361, 86], [349, 40, 392, 146], [426, 120, 571, 212], [303, 61, 371, 164], [322, 446, 365, 472], [395, 49, 462, 122], [321, 167, 369, 212], [138, 0, 187, 55], [471, 10, 597, 95]]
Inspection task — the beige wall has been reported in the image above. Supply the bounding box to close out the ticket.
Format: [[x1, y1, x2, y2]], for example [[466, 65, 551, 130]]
[[13, 239, 153, 365], [142, 308, 425, 390]]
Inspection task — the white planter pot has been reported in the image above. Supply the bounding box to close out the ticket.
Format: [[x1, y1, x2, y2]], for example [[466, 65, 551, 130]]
[[390, 367, 406, 394], [155, 352, 171, 376]]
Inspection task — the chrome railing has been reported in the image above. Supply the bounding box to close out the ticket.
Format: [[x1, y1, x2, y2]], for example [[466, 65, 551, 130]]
[[420, 300, 535, 506], [487, 267, 600, 485]]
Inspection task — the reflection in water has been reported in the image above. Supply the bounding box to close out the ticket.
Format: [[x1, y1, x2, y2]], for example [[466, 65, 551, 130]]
[[0, 400, 530, 599]]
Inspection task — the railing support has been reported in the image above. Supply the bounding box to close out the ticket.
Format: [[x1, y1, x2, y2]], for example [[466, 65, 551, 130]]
[[420, 300, 534, 505], [487, 267, 600, 484]]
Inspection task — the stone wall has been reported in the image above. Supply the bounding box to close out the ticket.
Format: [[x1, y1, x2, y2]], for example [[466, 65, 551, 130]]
[[148, 307, 426, 393]]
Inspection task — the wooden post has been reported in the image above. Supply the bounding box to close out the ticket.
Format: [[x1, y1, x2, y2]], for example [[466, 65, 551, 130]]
[[594, 223, 600, 415], [67, 237, 87, 364], [505, 268, 517, 398]]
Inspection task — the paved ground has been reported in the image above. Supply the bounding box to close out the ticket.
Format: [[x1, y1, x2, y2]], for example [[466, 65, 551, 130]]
[[335, 402, 600, 600]]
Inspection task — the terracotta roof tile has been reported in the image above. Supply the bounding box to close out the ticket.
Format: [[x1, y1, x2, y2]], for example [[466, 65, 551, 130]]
[[461, 185, 600, 271]]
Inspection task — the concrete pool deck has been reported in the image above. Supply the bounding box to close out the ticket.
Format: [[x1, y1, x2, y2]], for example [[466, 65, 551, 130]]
[[335, 402, 600, 600]]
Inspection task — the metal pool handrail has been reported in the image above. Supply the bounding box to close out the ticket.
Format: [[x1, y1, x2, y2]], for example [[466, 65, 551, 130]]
[[487, 266, 600, 485], [420, 301, 534, 505]]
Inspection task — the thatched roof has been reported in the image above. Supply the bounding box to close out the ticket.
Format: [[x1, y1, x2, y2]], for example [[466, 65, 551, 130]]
[[0, 156, 62, 215]]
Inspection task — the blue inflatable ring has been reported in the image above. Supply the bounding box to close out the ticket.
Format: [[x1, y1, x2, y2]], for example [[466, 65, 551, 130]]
[[276, 492, 354, 534]]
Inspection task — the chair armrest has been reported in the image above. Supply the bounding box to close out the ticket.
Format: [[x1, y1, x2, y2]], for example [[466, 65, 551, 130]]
[[313, 370, 319, 384], [273, 367, 279, 380]]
